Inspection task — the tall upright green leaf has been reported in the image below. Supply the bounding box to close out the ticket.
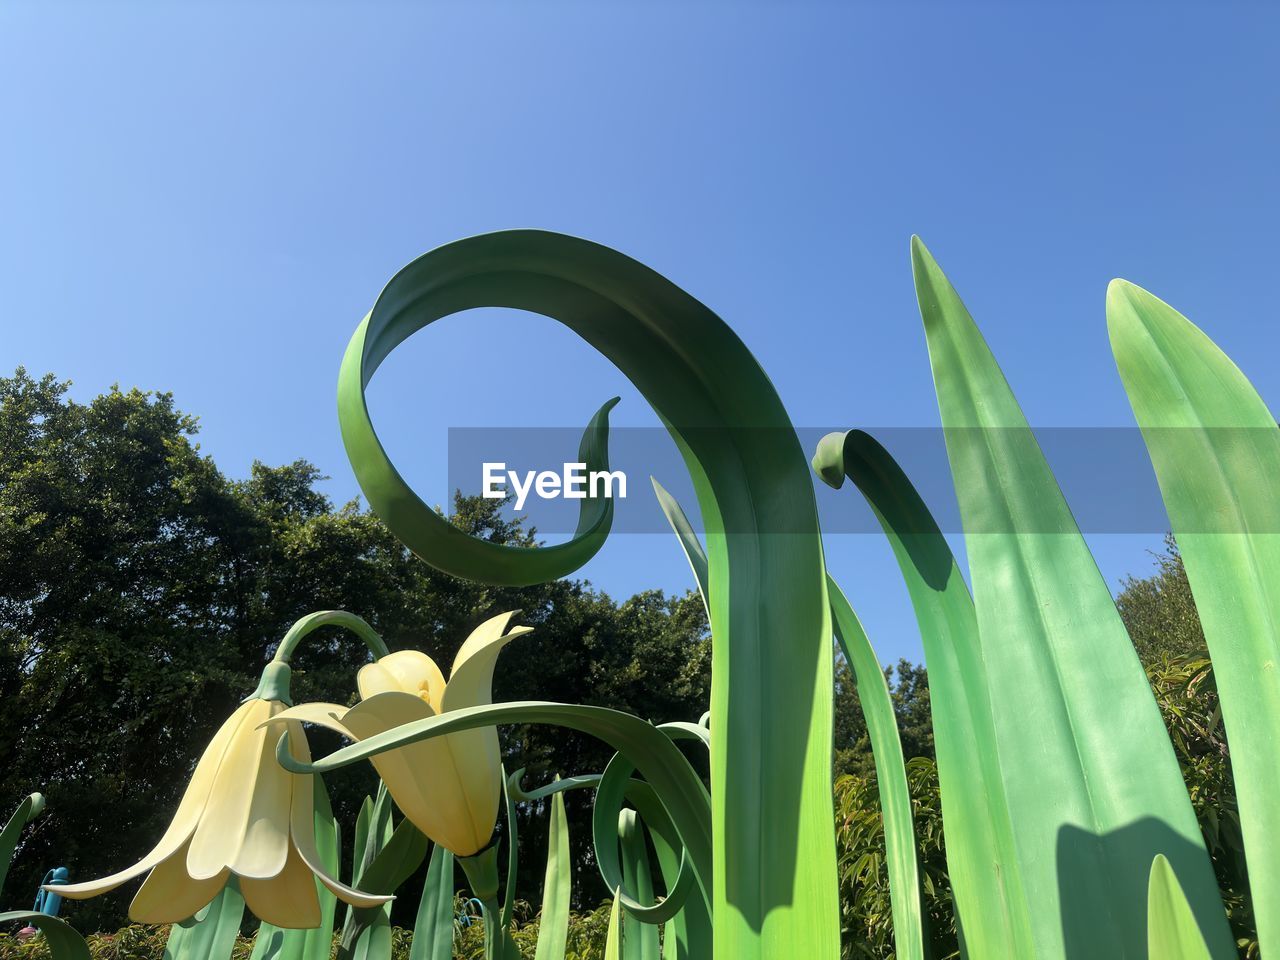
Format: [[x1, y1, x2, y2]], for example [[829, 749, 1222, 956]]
[[651, 478, 709, 615], [826, 576, 924, 960], [813, 430, 1032, 958], [533, 791, 572, 960], [1148, 855, 1213, 960], [163, 879, 245, 960], [911, 237, 1231, 959], [0, 793, 43, 895], [1108, 279, 1280, 956], [618, 811, 661, 960], [411, 846, 456, 960], [341, 788, 415, 960], [605, 890, 625, 960], [337, 230, 837, 959]]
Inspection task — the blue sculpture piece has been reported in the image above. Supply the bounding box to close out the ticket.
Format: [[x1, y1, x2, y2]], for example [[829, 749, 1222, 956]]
[[33, 867, 68, 917]]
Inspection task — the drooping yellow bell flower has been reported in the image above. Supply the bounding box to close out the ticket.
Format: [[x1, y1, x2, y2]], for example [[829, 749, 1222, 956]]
[[270, 610, 530, 857], [55, 662, 391, 927]]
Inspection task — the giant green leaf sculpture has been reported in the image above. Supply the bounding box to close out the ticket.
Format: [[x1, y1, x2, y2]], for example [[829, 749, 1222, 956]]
[[1109, 279, 1280, 957], [812, 430, 1032, 958], [334, 230, 837, 959], [911, 238, 1232, 959]]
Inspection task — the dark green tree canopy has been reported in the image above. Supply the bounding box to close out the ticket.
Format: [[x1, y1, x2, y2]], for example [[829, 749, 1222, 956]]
[[0, 369, 714, 928]]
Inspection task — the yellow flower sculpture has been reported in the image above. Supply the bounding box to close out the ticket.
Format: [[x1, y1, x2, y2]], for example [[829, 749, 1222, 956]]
[[56, 663, 390, 927], [271, 610, 530, 857]]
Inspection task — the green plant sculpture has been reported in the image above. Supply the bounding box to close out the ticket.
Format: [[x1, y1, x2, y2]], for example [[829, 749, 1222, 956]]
[[35, 229, 1280, 960], [328, 230, 839, 959]]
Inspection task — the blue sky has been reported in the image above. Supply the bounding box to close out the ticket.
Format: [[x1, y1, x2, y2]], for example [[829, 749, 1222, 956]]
[[3, 1, 1277, 665]]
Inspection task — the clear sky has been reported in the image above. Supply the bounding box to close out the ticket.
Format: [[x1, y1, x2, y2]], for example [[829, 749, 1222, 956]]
[[3, 1, 1277, 666]]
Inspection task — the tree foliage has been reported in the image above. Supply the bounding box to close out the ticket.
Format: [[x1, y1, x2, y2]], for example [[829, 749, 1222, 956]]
[[0, 369, 709, 928]]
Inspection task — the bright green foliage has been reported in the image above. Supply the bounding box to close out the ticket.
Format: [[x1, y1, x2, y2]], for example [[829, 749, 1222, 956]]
[[814, 430, 1030, 958], [911, 238, 1232, 959], [603, 893, 624, 960], [829, 650, 1262, 960], [1149, 855, 1214, 960], [410, 847, 455, 960], [532, 795, 570, 960], [0, 794, 44, 896], [161, 882, 244, 960], [1109, 279, 1280, 958], [1145, 655, 1254, 953], [1117, 536, 1206, 664], [336, 231, 838, 959], [826, 579, 922, 960], [339, 787, 428, 960], [833, 760, 954, 960], [616, 813, 658, 960]]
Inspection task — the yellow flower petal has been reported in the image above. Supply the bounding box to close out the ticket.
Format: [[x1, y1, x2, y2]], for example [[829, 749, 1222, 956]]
[[188, 699, 287, 881], [448, 611, 519, 677], [431, 617, 530, 855], [129, 840, 228, 923], [57, 699, 248, 899], [232, 705, 295, 879], [240, 844, 321, 929], [287, 724, 394, 910], [441, 625, 531, 714], [357, 650, 446, 707], [263, 702, 356, 739], [345, 691, 493, 855]]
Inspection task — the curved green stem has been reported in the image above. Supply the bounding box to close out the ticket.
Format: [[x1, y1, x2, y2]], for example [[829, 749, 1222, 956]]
[[277, 699, 713, 915], [272, 610, 390, 664], [459, 848, 506, 960]]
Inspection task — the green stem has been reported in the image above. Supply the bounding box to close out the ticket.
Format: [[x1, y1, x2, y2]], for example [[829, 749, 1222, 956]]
[[272, 610, 390, 664], [480, 897, 503, 960], [250, 611, 390, 704], [458, 847, 505, 959]]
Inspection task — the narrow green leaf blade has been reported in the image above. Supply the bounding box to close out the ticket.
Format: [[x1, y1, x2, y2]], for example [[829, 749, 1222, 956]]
[[1108, 279, 1280, 955], [359, 816, 428, 895], [411, 845, 456, 960], [501, 767, 519, 933], [163, 879, 246, 960], [912, 237, 1232, 959], [1148, 855, 1213, 960], [618, 811, 661, 960], [651, 477, 709, 614], [0, 793, 44, 895], [605, 889, 625, 960], [533, 791, 572, 960], [813, 430, 1033, 958], [826, 576, 924, 960]]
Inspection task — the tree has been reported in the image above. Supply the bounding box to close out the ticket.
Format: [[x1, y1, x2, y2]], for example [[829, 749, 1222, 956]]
[[1117, 534, 1207, 664], [0, 369, 711, 927], [834, 658, 934, 780]]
